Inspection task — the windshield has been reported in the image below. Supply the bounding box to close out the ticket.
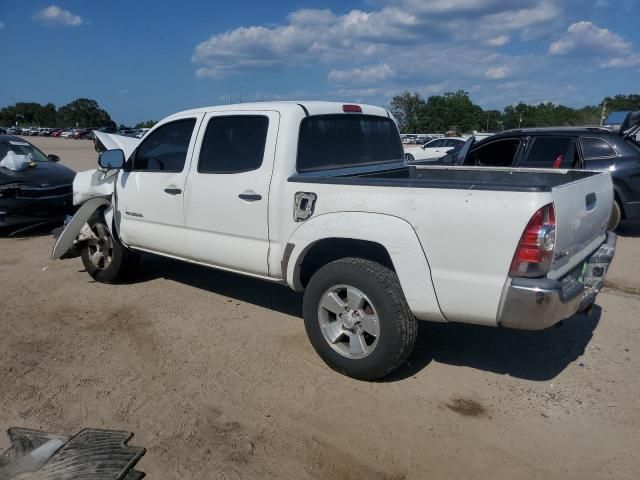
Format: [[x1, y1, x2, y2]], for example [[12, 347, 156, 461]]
[[297, 114, 404, 172], [0, 139, 49, 163]]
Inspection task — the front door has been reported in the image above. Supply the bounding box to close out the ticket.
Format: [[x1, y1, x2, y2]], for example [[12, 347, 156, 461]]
[[117, 115, 201, 256], [184, 111, 279, 276]]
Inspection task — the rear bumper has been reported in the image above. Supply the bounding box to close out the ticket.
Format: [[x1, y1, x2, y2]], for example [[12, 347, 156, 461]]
[[498, 232, 617, 330]]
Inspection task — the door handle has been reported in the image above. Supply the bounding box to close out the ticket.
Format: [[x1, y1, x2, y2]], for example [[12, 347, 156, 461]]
[[239, 193, 262, 202], [164, 187, 182, 195]]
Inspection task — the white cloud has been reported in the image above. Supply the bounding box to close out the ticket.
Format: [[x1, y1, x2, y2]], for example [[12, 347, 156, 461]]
[[485, 65, 510, 79], [192, 1, 563, 79], [33, 5, 83, 27], [549, 21, 639, 69], [486, 35, 509, 46], [549, 22, 630, 55], [328, 64, 395, 84]]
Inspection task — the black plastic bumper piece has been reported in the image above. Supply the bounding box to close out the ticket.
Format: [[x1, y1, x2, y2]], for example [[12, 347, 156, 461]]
[[0, 428, 146, 480]]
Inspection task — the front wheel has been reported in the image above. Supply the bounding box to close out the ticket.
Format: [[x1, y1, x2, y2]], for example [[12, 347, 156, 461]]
[[80, 214, 139, 283], [303, 258, 417, 380]]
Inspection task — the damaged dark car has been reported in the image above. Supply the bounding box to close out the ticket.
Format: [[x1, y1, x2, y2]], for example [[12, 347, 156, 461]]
[[0, 135, 75, 232]]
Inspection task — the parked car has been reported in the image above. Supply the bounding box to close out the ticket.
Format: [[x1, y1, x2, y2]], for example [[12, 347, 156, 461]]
[[444, 122, 640, 230], [0, 135, 75, 229], [60, 129, 75, 138], [0, 128, 6, 135], [50, 129, 63, 137], [404, 137, 466, 163], [71, 128, 92, 139], [53, 101, 616, 380]]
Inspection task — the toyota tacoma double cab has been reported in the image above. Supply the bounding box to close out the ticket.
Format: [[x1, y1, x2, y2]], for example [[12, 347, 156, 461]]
[[53, 102, 616, 380]]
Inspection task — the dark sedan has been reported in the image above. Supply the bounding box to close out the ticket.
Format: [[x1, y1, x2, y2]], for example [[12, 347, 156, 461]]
[[441, 119, 640, 230], [0, 135, 75, 230]]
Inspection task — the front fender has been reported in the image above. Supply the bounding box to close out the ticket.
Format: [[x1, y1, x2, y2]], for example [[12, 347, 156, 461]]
[[51, 198, 111, 259], [286, 212, 445, 322]]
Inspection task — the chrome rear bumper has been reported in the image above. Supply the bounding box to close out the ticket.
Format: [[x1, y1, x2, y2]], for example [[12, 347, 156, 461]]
[[498, 232, 617, 330]]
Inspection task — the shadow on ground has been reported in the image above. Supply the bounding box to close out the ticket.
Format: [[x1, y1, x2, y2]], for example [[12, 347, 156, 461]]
[[130, 254, 600, 382], [387, 307, 601, 382], [0, 222, 61, 239], [133, 254, 303, 317]]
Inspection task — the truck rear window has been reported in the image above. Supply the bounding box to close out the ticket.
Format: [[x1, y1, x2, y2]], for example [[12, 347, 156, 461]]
[[297, 115, 403, 172]]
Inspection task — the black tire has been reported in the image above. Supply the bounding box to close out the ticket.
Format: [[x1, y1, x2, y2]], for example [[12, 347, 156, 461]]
[[405, 153, 415, 163], [303, 257, 417, 380], [608, 200, 622, 231], [80, 213, 139, 283]]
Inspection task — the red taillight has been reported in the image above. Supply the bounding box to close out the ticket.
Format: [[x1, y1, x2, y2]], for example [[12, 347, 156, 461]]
[[510, 203, 556, 278], [342, 104, 362, 113]]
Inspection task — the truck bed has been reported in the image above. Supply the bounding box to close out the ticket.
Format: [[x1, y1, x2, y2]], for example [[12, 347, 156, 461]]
[[289, 163, 600, 192]]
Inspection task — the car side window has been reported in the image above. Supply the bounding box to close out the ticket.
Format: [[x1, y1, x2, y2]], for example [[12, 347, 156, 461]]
[[466, 139, 520, 167], [198, 116, 269, 174], [581, 137, 616, 159], [132, 119, 196, 172], [522, 137, 574, 168]]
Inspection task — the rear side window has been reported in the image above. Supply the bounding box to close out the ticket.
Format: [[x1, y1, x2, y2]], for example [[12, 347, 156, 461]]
[[198, 116, 269, 173], [466, 139, 520, 167], [522, 137, 574, 168], [132, 119, 196, 172], [297, 115, 403, 172], [581, 137, 616, 159]]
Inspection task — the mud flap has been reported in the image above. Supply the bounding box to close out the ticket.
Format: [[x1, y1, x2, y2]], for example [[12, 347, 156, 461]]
[[51, 198, 111, 260], [0, 428, 145, 480]]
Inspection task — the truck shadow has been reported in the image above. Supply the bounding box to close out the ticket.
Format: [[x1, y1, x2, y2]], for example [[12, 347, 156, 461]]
[[134, 255, 303, 317], [132, 254, 600, 382], [387, 307, 601, 382]]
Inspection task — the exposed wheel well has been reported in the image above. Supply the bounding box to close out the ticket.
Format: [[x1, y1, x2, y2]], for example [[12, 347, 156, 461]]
[[298, 238, 394, 288]]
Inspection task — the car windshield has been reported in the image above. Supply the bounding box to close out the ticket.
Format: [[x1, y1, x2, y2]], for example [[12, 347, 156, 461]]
[[0, 139, 49, 163]]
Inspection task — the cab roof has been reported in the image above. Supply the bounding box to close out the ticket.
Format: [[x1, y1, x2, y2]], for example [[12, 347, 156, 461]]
[[168, 101, 391, 119]]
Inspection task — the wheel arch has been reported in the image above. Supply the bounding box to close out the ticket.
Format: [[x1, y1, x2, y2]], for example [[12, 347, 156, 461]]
[[285, 212, 445, 322]]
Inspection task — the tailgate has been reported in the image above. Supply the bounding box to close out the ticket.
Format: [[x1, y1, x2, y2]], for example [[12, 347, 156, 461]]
[[548, 170, 612, 279]]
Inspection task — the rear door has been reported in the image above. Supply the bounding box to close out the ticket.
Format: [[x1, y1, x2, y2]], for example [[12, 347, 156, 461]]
[[518, 136, 581, 169], [117, 116, 201, 256], [184, 111, 279, 276]]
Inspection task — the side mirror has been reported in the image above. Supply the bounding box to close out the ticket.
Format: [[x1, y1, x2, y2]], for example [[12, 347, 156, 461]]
[[48, 154, 60, 163], [98, 149, 125, 170]]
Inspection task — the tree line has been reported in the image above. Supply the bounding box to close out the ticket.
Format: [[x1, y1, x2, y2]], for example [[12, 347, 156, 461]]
[[0, 98, 116, 129], [389, 91, 640, 133]]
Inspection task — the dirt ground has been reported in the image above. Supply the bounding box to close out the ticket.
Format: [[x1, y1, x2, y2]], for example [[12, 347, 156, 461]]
[[1, 137, 639, 479]]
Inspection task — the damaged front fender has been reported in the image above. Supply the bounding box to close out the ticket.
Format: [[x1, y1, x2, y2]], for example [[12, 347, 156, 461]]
[[51, 198, 111, 259]]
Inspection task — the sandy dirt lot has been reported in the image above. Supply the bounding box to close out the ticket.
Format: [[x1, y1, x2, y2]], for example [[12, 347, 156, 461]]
[[1, 137, 639, 479]]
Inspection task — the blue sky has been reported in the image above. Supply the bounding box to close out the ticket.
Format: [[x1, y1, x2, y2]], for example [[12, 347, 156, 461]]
[[1, 1, 638, 124]]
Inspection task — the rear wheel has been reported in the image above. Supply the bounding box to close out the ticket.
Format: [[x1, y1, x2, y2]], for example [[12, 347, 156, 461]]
[[303, 257, 417, 380], [607, 200, 622, 231], [80, 213, 139, 283]]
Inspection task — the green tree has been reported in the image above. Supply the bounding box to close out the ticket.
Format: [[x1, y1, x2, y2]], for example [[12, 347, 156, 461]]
[[418, 91, 484, 133], [134, 120, 157, 129], [603, 94, 640, 112], [389, 91, 425, 133], [57, 98, 115, 128]]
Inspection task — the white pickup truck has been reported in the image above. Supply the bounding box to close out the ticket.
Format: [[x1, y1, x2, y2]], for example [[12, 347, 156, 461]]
[[53, 101, 617, 380]]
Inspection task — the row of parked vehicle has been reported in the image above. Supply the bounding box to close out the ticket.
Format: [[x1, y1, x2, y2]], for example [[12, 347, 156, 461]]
[[1, 126, 95, 139]]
